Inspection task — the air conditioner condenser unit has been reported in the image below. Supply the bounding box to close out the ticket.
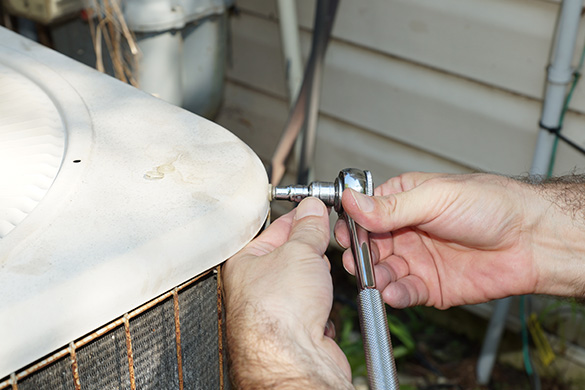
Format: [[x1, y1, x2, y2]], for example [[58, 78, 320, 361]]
[[0, 26, 268, 390]]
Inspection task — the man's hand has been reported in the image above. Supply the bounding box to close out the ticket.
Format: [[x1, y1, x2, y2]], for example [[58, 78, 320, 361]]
[[335, 172, 585, 309], [223, 197, 353, 389]]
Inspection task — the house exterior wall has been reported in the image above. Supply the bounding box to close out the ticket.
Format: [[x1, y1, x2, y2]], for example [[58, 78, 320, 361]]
[[216, 0, 585, 184]]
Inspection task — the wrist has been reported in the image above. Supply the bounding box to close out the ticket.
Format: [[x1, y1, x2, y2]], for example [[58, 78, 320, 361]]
[[226, 301, 353, 389]]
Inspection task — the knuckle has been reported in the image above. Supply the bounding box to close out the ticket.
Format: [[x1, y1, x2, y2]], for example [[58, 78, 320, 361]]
[[298, 222, 327, 237], [379, 194, 398, 217]]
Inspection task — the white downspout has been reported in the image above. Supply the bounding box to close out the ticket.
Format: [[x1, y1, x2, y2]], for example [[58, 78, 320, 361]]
[[276, 0, 303, 105], [532, 0, 584, 175]]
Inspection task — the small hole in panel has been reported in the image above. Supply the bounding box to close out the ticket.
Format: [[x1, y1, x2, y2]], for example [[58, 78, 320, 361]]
[[73, 160, 81, 163]]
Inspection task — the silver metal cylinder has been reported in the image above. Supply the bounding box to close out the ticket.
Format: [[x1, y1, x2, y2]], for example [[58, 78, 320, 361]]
[[271, 184, 310, 203], [308, 181, 337, 206], [271, 181, 336, 206]]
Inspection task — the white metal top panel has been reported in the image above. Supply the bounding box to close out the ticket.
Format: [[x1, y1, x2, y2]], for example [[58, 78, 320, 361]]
[[0, 27, 269, 377]]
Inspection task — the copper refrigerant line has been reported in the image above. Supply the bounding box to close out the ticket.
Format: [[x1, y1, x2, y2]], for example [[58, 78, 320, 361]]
[[1, 268, 225, 390]]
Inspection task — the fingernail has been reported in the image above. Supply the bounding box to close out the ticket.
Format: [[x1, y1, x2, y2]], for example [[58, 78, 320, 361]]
[[342, 259, 350, 274], [350, 189, 374, 213], [295, 197, 325, 220]]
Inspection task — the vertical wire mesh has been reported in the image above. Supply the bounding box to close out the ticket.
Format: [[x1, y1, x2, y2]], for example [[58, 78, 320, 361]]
[[16, 356, 75, 390], [1, 270, 225, 390], [132, 297, 179, 390], [77, 326, 131, 390], [178, 273, 220, 389]]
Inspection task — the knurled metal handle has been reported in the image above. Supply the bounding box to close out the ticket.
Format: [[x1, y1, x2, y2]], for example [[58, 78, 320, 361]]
[[358, 288, 399, 390]]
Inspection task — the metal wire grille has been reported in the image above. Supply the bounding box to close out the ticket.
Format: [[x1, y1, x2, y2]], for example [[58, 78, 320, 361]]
[[179, 273, 222, 389], [16, 356, 76, 390], [132, 298, 181, 389], [1, 269, 228, 390], [77, 326, 130, 390]]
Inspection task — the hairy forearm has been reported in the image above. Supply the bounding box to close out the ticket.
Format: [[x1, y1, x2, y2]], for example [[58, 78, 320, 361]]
[[226, 302, 354, 390], [519, 175, 585, 297]]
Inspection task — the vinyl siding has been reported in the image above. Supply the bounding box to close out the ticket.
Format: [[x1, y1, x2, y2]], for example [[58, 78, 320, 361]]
[[216, 0, 585, 181]]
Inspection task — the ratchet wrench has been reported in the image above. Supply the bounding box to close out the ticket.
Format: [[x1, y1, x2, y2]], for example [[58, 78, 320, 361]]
[[270, 168, 399, 390]]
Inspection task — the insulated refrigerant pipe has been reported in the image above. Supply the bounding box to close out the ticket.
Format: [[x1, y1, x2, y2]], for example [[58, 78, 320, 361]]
[[476, 0, 584, 385], [269, 0, 339, 186], [296, 0, 339, 185]]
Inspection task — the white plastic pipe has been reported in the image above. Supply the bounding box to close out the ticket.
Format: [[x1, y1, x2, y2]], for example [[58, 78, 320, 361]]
[[531, 0, 584, 176], [476, 297, 512, 385], [276, 0, 303, 105]]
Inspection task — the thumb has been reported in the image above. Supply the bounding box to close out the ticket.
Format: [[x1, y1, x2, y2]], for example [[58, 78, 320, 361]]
[[342, 187, 443, 233], [288, 197, 331, 254]]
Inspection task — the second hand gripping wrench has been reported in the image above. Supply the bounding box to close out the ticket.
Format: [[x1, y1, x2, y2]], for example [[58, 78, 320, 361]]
[[270, 168, 399, 390]]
